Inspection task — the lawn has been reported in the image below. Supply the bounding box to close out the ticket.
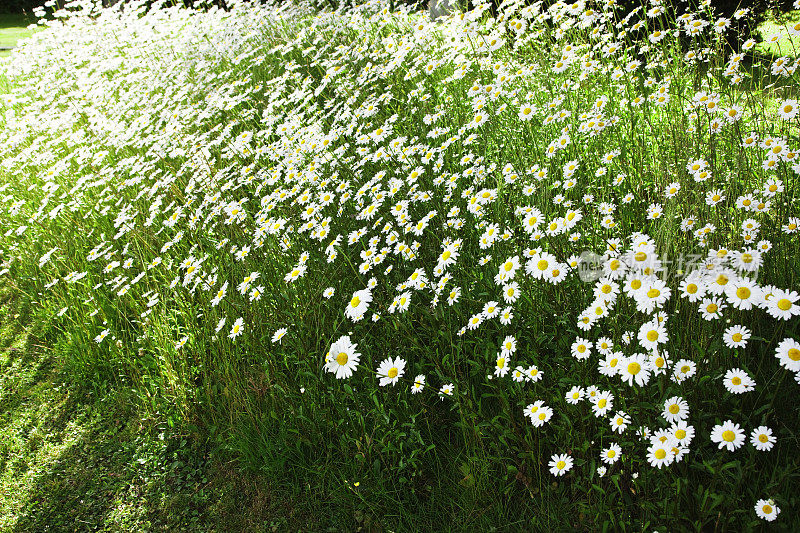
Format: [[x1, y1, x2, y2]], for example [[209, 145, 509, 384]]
[[0, 14, 36, 58], [757, 10, 800, 57]]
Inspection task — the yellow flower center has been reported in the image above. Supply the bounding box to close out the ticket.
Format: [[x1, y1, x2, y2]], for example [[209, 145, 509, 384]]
[[647, 288, 660, 298], [686, 284, 698, 294], [722, 430, 736, 442], [336, 352, 348, 366], [556, 460, 566, 470], [759, 434, 769, 443], [497, 357, 506, 369], [537, 260, 548, 271], [350, 296, 361, 308], [706, 303, 718, 313], [631, 279, 642, 290], [654, 449, 666, 460], [635, 252, 647, 262], [788, 348, 800, 361], [763, 504, 773, 514], [732, 333, 743, 342], [731, 377, 742, 385], [647, 331, 659, 342], [577, 345, 586, 353], [598, 399, 607, 408], [777, 298, 792, 311], [607, 450, 616, 458], [628, 362, 641, 375], [736, 287, 751, 300], [441, 251, 451, 261], [387, 367, 398, 379], [602, 285, 612, 294], [669, 404, 679, 414], [675, 429, 686, 439]]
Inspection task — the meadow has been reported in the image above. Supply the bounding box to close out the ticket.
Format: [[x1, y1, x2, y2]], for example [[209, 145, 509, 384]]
[[1, 0, 799, 529]]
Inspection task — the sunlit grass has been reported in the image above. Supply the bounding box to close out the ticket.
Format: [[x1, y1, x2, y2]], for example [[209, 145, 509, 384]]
[[756, 10, 800, 57], [0, 14, 37, 58]]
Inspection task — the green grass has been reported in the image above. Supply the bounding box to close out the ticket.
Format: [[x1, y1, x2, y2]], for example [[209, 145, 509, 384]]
[[0, 14, 37, 58], [0, 286, 319, 532], [756, 10, 800, 57]]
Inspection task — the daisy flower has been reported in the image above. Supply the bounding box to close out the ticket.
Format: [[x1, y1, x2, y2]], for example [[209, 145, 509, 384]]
[[571, 337, 592, 360], [500, 335, 517, 356], [647, 439, 675, 469], [439, 383, 454, 398], [494, 353, 510, 377], [663, 396, 689, 424], [377, 357, 406, 386], [325, 336, 361, 379], [411, 375, 426, 394], [638, 320, 668, 351], [722, 325, 750, 349], [750, 426, 776, 451], [699, 296, 726, 320], [620, 353, 650, 387], [670, 421, 695, 446], [766, 289, 800, 320], [710, 420, 745, 451], [725, 278, 761, 310], [525, 365, 542, 383], [271, 327, 288, 344], [531, 405, 553, 427], [346, 288, 372, 321], [755, 499, 780, 521], [565, 386, 584, 404], [592, 391, 614, 417], [610, 411, 630, 434], [483, 301, 500, 319], [775, 337, 800, 372], [723, 368, 755, 394], [595, 337, 613, 355], [228, 317, 245, 340], [601, 443, 622, 464], [548, 453, 573, 477], [672, 359, 698, 382]]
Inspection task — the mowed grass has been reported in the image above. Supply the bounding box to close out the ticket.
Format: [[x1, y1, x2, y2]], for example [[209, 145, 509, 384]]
[[0, 14, 37, 58], [757, 10, 800, 57]]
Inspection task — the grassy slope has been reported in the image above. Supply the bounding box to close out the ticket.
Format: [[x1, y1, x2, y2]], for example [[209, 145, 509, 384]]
[[0, 7, 799, 532]]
